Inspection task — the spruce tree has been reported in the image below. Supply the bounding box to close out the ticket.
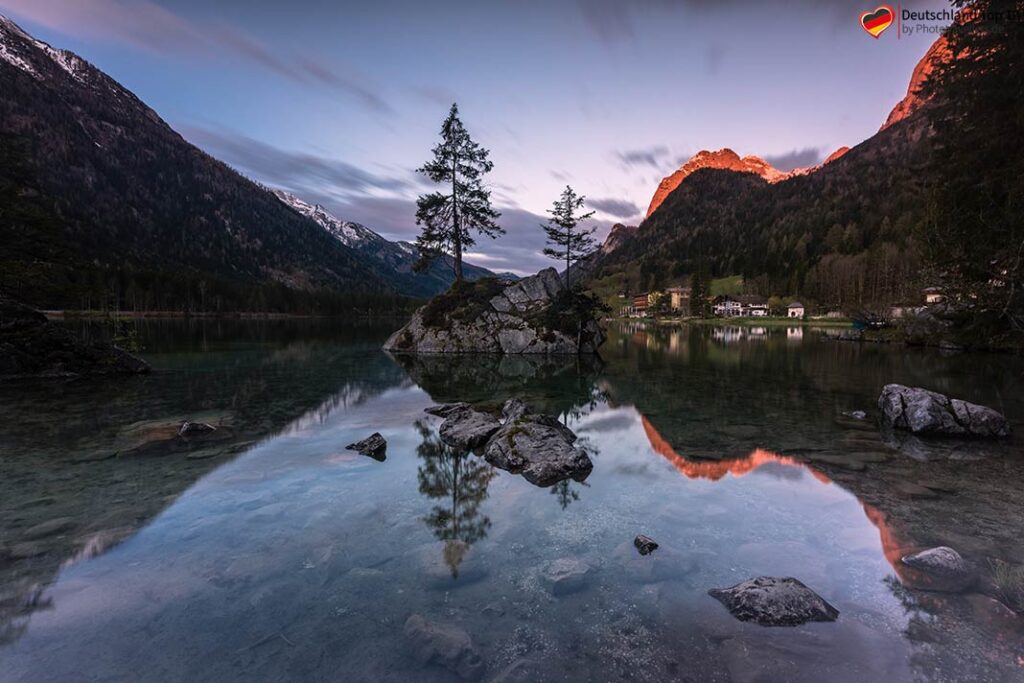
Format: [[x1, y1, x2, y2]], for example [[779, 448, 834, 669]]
[[414, 104, 502, 282], [542, 185, 598, 288]]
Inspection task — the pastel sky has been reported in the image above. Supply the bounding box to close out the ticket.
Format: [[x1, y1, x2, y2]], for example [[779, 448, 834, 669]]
[[0, 0, 948, 274]]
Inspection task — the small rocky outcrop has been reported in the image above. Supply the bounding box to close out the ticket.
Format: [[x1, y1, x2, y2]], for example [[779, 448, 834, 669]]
[[878, 384, 1011, 438], [634, 535, 659, 556], [426, 399, 593, 487], [403, 614, 484, 681], [708, 576, 839, 626], [483, 401, 593, 486], [901, 546, 976, 592], [0, 296, 150, 378], [178, 421, 216, 437], [436, 406, 501, 451], [383, 269, 604, 355], [346, 432, 387, 460]]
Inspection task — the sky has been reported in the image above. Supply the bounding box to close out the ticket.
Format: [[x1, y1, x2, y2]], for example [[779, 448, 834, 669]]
[[0, 0, 949, 275]]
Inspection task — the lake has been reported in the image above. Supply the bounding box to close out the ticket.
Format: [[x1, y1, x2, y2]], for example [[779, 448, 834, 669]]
[[1, 320, 1022, 682]]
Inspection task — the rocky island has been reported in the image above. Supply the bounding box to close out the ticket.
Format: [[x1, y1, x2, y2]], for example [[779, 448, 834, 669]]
[[383, 269, 605, 355]]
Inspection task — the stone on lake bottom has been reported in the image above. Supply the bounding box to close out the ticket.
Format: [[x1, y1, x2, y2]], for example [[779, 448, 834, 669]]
[[708, 576, 839, 626], [900, 546, 976, 592], [543, 558, 591, 596], [403, 614, 484, 681]]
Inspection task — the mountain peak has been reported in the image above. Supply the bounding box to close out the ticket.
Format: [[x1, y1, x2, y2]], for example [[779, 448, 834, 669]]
[[645, 149, 787, 218]]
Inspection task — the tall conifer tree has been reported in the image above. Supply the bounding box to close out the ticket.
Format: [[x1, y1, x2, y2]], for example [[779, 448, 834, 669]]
[[542, 186, 598, 288], [414, 104, 502, 282]]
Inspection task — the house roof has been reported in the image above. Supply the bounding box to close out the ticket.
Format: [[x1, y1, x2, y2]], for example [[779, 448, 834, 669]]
[[787, 302, 804, 308]]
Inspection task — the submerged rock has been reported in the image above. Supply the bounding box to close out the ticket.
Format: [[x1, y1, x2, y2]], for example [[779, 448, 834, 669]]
[[0, 296, 150, 378], [843, 410, 868, 420], [178, 421, 217, 437], [346, 432, 387, 460], [878, 384, 1010, 438], [542, 558, 591, 596], [403, 614, 485, 681], [708, 576, 839, 626], [438, 406, 501, 451], [383, 268, 604, 355], [634, 535, 659, 556], [483, 404, 592, 487], [900, 546, 976, 592]]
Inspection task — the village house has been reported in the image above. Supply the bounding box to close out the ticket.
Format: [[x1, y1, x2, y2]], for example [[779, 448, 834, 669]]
[[621, 293, 649, 318], [713, 295, 769, 317], [923, 286, 944, 304], [666, 286, 691, 314], [787, 301, 805, 318]]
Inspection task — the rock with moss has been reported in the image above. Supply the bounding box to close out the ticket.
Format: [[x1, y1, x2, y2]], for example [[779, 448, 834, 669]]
[[383, 269, 604, 355], [482, 399, 592, 486], [0, 296, 150, 378]]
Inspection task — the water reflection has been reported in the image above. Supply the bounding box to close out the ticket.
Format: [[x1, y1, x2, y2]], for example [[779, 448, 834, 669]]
[[2, 320, 1023, 682], [414, 420, 495, 578]]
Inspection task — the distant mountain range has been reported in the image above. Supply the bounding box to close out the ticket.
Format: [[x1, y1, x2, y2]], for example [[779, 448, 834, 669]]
[[0, 15, 499, 311], [272, 190, 508, 296], [595, 34, 949, 309]]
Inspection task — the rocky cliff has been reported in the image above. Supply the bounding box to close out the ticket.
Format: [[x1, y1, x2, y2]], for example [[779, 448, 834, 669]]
[[383, 269, 605, 355]]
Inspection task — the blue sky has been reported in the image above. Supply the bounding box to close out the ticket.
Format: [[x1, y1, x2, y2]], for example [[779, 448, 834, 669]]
[[0, 0, 948, 274]]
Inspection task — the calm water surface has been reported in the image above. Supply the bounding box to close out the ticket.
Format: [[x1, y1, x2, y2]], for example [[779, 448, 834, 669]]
[[1, 320, 1022, 682]]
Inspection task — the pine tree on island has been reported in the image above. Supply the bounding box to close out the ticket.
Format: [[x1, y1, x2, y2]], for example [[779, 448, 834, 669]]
[[541, 185, 599, 289], [414, 103, 502, 283]]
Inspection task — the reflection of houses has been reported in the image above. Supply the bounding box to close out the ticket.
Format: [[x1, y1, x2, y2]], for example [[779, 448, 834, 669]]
[[786, 327, 804, 341], [713, 295, 769, 317], [711, 326, 743, 344], [787, 301, 805, 318], [923, 286, 944, 304]]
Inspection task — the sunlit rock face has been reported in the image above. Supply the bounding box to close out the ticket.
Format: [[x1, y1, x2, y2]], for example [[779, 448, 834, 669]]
[[880, 35, 953, 131], [645, 149, 787, 218], [383, 269, 605, 355]]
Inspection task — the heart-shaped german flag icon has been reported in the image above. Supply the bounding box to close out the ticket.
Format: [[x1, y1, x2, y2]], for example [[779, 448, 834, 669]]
[[860, 5, 894, 38]]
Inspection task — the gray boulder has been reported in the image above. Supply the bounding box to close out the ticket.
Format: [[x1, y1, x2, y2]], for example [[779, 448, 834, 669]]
[[383, 268, 604, 355], [403, 614, 484, 681], [900, 546, 976, 592], [438, 406, 501, 451], [483, 407, 592, 487], [878, 384, 1010, 438], [708, 576, 839, 626]]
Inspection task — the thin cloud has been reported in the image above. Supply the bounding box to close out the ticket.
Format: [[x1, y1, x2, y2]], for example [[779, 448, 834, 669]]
[[764, 147, 824, 171], [0, 0, 391, 113], [180, 124, 411, 195], [615, 145, 671, 169], [588, 197, 641, 220]]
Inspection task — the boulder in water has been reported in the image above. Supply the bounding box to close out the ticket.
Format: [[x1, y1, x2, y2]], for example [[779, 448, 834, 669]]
[[878, 384, 1010, 438], [708, 576, 839, 626]]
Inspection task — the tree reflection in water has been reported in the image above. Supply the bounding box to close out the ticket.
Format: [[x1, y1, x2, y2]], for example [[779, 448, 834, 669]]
[[415, 420, 495, 578]]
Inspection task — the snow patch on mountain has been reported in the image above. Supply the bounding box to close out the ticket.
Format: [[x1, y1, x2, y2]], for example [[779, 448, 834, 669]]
[[273, 189, 383, 249]]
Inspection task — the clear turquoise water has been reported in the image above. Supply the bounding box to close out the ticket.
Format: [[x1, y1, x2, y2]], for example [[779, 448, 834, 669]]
[[1, 320, 1021, 682]]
